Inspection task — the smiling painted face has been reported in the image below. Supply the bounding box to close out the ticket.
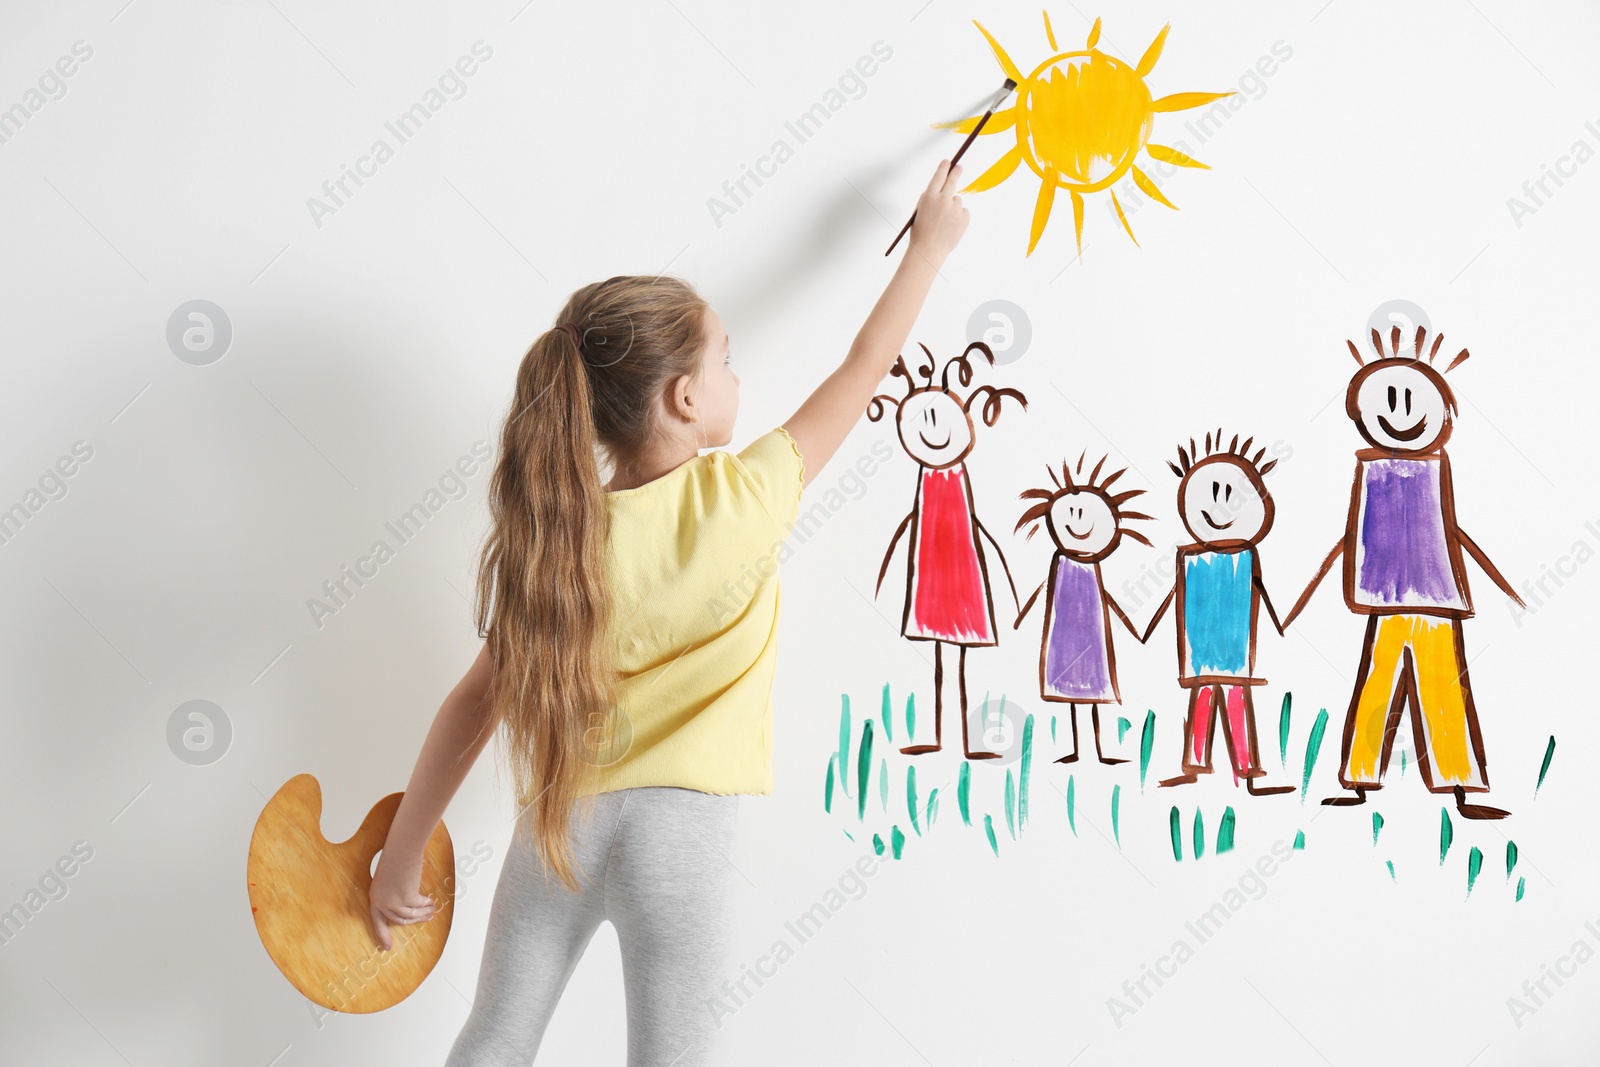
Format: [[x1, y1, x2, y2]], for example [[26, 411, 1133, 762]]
[[1178, 455, 1273, 547], [1046, 489, 1118, 561], [897, 389, 976, 468], [1347, 360, 1454, 454]]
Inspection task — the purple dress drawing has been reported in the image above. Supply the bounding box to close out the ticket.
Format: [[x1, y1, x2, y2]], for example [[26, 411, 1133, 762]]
[[1041, 555, 1117, 702]]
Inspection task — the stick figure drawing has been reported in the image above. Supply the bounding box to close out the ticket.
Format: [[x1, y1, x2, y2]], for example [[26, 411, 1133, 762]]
[[1142, 432, 1296, 795], [1284, 326, 1525, 820], [1013, 454, 1152, 765], [871, 341, 1027, 758]]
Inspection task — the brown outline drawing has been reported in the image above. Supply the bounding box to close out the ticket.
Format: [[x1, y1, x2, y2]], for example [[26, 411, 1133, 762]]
[[870, 340, 1028, 759], [1012, 453, 1151, 765], [1141, 432, 1295, 796], [1282, 326, 1525, 820]]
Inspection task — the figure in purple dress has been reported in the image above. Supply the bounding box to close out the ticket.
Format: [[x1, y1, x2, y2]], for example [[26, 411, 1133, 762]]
[[1013, 454, 1152, 764]]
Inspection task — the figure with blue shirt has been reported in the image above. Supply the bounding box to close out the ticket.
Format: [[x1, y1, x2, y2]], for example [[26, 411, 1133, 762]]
[[1141, 432, 1295, 795]]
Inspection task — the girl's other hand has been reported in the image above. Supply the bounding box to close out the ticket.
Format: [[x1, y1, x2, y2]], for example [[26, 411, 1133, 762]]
[[907, 159, 970, 264], [369, 850, 440, 952]]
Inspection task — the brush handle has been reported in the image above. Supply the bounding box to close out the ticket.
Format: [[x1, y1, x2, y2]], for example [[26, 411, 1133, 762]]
[[883, 109, 995, 257]]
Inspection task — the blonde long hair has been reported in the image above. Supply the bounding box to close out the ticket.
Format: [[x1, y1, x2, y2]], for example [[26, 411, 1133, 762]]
[[474, 275, 709, 888]]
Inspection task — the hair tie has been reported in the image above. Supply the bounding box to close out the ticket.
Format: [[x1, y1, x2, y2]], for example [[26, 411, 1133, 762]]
[[555, 322, 583, 351]]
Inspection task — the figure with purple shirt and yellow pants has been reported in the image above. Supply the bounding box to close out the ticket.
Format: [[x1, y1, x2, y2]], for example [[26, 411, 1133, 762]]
[[1284, 324, 1525, 820]]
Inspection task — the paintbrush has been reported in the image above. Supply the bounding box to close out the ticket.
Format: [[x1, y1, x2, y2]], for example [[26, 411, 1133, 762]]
[[884, 77, 1017, 257]]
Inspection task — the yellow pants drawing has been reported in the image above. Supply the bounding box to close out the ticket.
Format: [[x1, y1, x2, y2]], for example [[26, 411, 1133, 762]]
[[1341, 613, 1489, 791]]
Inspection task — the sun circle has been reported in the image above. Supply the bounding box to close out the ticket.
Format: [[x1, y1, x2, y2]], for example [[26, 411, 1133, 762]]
[[1014, 50, 1154, 194]]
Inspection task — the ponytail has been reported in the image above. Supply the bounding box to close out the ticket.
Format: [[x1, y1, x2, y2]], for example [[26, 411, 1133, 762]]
[[475, 276, 708, 889]]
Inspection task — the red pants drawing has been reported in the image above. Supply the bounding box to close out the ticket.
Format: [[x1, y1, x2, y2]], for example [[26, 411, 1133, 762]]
[[1182, 683, 1263, 782]]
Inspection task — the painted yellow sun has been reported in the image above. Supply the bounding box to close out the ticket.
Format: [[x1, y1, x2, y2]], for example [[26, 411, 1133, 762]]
[[941, 13, 1233, 256]]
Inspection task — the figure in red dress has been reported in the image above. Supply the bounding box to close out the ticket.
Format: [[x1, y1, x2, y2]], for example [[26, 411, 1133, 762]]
[[870, 341, 1027, 758]]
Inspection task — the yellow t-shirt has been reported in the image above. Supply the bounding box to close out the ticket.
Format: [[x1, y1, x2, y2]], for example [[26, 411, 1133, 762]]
[[580, 426, 806, 797]]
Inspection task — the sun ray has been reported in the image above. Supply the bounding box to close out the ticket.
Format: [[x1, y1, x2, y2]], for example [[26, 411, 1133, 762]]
[[1070, 191, 1085, 258], [933, 107, 1018, 135], [972, 20, 1023, 82], [1131, 165, 1177, 210], [1146, 143, 1210, 169], [1086, 17, 1102, 49], [965, 144, 1025, 192], [1152, 91, 1234, 113], [1028, 171, 1058, 256], [1110, 189, 1139, 246], [1137, 24, 1171, 77], [1043, 9, 1058, 51]]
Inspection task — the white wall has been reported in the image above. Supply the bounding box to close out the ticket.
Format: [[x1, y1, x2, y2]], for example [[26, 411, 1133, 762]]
[[2, 0, 1596, 1063]]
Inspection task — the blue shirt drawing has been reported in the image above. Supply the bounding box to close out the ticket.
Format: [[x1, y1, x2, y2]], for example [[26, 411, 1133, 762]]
[[1182, 548, 1254, 679]]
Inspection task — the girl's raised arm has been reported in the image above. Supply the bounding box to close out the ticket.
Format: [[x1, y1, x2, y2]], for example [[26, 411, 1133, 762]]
[[782, 159, 970, 488]]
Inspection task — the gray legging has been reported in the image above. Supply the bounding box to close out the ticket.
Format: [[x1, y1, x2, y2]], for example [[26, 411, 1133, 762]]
[[444, 786, 739, 1066]]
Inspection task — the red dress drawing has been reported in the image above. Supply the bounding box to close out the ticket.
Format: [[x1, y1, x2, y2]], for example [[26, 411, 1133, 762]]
[[903, 464, 996, 645]]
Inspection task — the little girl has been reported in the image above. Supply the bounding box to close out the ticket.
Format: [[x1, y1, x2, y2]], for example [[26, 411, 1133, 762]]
[[367, 160, 970, 1065]]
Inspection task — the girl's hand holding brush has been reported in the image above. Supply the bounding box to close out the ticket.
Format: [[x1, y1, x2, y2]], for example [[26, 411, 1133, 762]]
[[905, 159, 970, 266]]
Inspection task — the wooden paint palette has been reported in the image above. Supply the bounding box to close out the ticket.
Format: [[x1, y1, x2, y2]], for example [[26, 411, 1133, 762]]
[[247, 773, 455, 1013]]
